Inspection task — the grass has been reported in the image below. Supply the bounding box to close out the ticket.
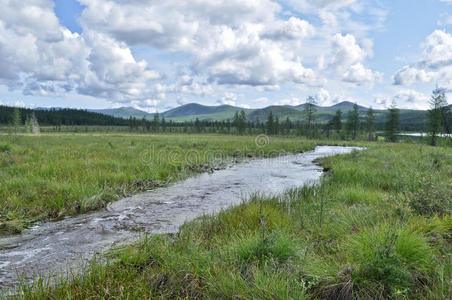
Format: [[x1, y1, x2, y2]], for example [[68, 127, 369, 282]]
[[14, 142, 451, 299], [0, 133, 332, 234]]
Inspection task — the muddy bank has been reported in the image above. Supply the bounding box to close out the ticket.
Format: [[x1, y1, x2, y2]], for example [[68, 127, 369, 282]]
[[0, 146, 360, 290]]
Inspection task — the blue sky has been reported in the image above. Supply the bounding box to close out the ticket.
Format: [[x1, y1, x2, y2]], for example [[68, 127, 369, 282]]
[[0, 0, 451, 111]]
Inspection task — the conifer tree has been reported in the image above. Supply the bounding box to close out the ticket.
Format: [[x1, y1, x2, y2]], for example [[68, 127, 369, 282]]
[[365, 107, 375, 141], [385, 102, 400, 143], [345, 104, 360, 140], [427, 87, 448, 146]]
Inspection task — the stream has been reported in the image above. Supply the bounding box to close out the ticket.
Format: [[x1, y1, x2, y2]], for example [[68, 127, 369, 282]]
[[0, 146, 360, 290]]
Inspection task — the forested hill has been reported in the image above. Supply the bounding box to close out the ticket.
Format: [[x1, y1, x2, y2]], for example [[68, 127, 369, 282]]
[[0, 106, 128, 126]]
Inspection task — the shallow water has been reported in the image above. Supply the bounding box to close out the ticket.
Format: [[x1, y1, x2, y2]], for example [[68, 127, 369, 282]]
[[0, 146, 359, 289]]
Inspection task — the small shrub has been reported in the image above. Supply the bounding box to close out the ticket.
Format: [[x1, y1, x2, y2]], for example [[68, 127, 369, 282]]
[[231, 232, 296, 264], [350, 227, 435, 298], [408, 186, 451, 217], [0, 143, 12, 152]]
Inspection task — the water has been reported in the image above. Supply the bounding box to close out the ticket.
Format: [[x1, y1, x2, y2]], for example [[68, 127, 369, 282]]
[[0, 146, 360, 290], [398, 132, 452, 137]]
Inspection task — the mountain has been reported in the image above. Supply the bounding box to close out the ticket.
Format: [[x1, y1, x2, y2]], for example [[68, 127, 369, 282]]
[[89, 107, 152, 119], [247, 106, 304, 122], [26, 101, 437, 131], [330, 101, 367, 110], [160, 103, 250, 121]]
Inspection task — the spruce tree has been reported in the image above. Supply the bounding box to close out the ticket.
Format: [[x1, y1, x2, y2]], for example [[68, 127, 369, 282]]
[[385, 102, 400, 143], [12, 107, 21, 135], [345, 104, 359, 140], [266, 111, 274, 135], [153, 112, 160, 132], [303, 96, 317, 138], [365, 107, 375, 141], [333, 110, 342, 133], [427, 88, 448, 146]]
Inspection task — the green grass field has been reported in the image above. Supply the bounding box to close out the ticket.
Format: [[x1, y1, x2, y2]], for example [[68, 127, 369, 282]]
[[0, 133, 333, 234], [14, 140, 452, 299]]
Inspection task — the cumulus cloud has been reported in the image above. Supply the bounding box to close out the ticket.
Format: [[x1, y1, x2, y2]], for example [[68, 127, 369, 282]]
[[0, 0, 386, 109], [392, 66, 435, 86], [284, 0, 359, 13], [78, 0, 280, 50], [261, 17, 315, 41], [79, 0, 323, 88], [326, 33, 381, 85], [422, 30, 452, 69], [315, 88, 331, 105], [393, 89, 429, 109], [254, 97, 269, 104], [343, 63, 382, 86], [0, 0, 162, 102], [374, 94, 392, 108], [218, 92, 237, 106], [275, 97, 304, 106], [330, 34, 368, 71], [393, 30, 452, 89]]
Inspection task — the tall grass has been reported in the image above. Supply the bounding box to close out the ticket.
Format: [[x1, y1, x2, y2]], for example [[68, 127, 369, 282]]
[[0, 133, 324, 234], [14, 143, 451, 299]]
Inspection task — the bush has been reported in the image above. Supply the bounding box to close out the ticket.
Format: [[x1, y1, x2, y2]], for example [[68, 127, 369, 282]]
[[0, 143, 11, 152], [350, 227, 435, 298], [231, 232, 296, 264], [408, 181, 451, 217]]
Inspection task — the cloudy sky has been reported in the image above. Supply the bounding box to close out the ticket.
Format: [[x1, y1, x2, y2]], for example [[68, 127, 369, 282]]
[[0, 0, 451, 111]]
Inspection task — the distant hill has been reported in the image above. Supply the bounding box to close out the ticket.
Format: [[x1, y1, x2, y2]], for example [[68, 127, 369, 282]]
[[330, 101, 367, 110], [7, 101, 443, 131], [88, 107, 151, 119], [160, 103, 250, 121]]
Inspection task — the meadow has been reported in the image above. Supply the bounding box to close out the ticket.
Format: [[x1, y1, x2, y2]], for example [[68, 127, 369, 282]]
[[15, 141, 452, 299], [0, 133, 330, 234]]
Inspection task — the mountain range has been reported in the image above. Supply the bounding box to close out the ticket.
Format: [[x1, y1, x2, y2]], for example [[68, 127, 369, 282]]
[[89, 101, 432, 131]]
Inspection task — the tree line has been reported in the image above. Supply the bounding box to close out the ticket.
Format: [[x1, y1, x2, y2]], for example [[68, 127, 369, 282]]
[[2, 88, 450, 144]]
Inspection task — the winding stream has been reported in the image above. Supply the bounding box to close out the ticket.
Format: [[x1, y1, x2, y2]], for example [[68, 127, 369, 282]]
[[0, 146, 359, 290]]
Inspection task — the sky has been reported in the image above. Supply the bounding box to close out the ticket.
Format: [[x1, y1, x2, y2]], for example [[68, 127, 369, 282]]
[[0, 0, 452, 112]]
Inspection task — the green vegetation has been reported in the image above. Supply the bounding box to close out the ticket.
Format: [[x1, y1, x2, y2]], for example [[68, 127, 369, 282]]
[[17, 143, 451, 299], [2, 101, 444, 134], [427, 88, 451, 146], [384, 104, 400, 143], [0, 133, 320, 234]]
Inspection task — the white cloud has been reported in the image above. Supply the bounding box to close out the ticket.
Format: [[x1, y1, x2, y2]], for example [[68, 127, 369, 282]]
[[393, 30, 452, 89], [0, 0, 162, 102], [325, 33, 381, 85], [315, 88, 330, 105], [218, 92, 237, 106], [374, 94, 392, 109], [393, 89, 429, 109], [275, 97, 304, 106], [0, 0, 386, 109], [255, 97, 269, 104], [392, 66, 435, 86], [284, 0, 359, 13], [422, 30, 452, 69], [261, 17, 315, 41], [78, 0, 281, 50], [330, 33, 368, 71], [343, 63, 382, 86]]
